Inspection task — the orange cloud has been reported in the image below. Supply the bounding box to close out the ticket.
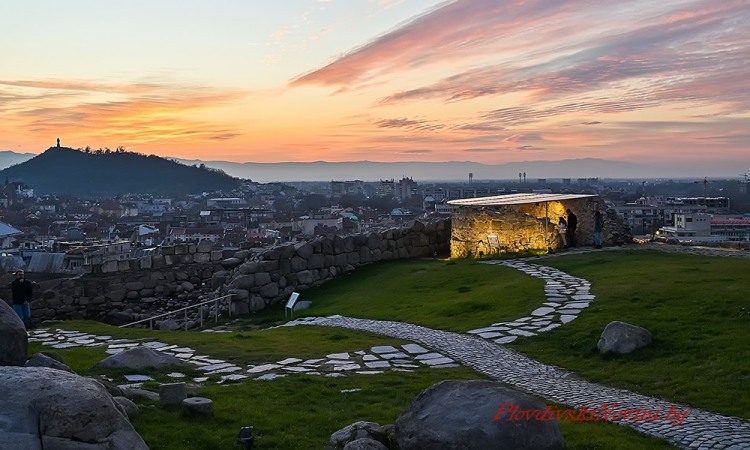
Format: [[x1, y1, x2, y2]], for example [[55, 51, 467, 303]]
[[0, 78, 249, 148]]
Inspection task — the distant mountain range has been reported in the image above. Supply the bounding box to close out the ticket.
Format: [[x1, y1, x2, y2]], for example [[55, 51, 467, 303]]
[[0, 147, 240, 196], [171, 158, 730, 182], [0, 149, 745, 184]]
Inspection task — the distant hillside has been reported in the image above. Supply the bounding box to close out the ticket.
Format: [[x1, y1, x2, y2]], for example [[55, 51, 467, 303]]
[[175, 158, 662, 182], [0, 150, 36, 170], [0, 147, 240, 196]]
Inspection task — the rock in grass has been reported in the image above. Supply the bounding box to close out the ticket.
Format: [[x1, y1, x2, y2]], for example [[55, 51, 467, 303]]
[[160, 382, 187, 407], [25, 352, 75, 373], [343, 438, 390, 450], [182, 397, 213, 417], [0, 366, 148, 450], [122, 388, 159, 402], [330, 421, 390, 449], [94, 346, 186, 370], [396, 380, 564, 450], [0, 300, 27, 366], [597, 321, 652, 355], [113, 396, 139, 421]]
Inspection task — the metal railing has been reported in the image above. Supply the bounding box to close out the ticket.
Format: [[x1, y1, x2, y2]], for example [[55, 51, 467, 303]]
[[119, 294, 234, 330]]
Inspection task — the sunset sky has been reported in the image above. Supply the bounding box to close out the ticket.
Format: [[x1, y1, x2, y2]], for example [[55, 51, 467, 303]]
[[1, 0, 749, 170]]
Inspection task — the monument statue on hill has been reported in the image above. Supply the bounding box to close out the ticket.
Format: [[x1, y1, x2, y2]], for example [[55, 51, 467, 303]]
[[56, 138, 60, 148]]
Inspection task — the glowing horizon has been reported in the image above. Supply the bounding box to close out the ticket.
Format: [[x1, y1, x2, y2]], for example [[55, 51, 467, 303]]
[[2, 1, 749, 169]]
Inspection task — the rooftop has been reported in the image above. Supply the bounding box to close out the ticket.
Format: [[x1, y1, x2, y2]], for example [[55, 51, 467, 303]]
[[447, 193, 596, 207]]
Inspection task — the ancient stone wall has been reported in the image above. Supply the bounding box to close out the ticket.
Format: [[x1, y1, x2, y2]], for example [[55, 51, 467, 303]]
[[84, 239, 223, 274], [450, 197, 631, 257], [7, 219, 451, 328], [217, 219, 451, 317]]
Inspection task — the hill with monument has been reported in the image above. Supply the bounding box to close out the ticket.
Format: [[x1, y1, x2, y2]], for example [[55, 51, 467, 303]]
[[0, 146, 241, 196]]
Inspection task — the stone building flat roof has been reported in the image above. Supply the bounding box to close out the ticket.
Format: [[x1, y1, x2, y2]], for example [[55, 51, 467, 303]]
[[447, 193, 597, 207]]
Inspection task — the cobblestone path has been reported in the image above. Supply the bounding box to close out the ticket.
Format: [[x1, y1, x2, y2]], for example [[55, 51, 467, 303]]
[[289, 315, 750, 449]]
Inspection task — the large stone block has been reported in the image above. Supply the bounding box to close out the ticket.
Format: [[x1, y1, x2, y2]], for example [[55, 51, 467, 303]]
[[396, 380, 564, 450], [359, 247, 372, 263], [0, 301, 27, 366], [334, 253, 348, 267], [320, 237, 334, 255], [307, 253, 325, 269], [290, 256, 307, 271], [333, 235, 346, 254], [295, 242, 314, 259], [125, 282, 145, 291], [151, 255, 166, 268], [231, 300, 250, 315], [193, 252, 210, 263], [221, 257, 243, 270], [233, 275, 255, 290], [249, 295, 265, 312], [139, 257, 152, 269], [196, 239, 213, 253], [254, 272, 272, 286], [0, 367, 149, 450], [102, 261, 119, 273], [239, 262, 261, 274], [367, 233, 380, 250], [108, 289, 127, 302], [159, 383, 187, 407], [297, 270, 314, 285], [347, 251, 360, 265], [259, 282, 279, 298]]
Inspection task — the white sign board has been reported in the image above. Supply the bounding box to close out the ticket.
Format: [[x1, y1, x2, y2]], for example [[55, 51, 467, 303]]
[[285, 292, 300, 318]]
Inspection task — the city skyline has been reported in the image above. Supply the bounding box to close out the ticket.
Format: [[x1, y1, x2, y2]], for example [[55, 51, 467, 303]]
[[1, 0, 749, 170]]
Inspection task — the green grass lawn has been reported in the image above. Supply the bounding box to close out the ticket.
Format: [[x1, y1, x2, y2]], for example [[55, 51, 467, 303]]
[[32, 320, 674, 449], [285, 258, 546, 332], [253, 252, 750, 420], [511, 250, 750, 420]]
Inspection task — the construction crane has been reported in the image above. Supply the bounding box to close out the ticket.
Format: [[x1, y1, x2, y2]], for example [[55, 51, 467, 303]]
[[693, 177, 716, 205], [741, 173, 749, 182]]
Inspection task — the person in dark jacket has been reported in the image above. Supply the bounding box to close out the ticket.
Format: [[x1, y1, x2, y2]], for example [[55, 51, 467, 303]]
[[10, 270, 33, 327], [594, 211, 604, 249], [566, 209, 577, 247]]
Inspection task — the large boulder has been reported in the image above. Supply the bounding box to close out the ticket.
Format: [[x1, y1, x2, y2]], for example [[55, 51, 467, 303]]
[[0, 300, 27, 366], [343, 439, 389, 450], [25, 352, 75, 373], [597, 321, 653, 354], [395, 380, 564, 450], [0, 366, 149, 450], [94, 346, 186, 370]]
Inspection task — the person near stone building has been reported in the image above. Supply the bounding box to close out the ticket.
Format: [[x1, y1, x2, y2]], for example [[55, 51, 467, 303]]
[[594, 211, 604, 249], [557, 216, 568, 248], [10, 270, 33, 328], [566, 209, 577, 247]]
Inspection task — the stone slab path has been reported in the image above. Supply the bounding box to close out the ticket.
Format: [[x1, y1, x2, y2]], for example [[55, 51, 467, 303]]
[[286, 315, 750, 449], [467, 260, 594, 344], [28, 329, 459, 386]]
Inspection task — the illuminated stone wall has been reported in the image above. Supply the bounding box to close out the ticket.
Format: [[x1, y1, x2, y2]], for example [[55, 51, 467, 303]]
[[450, 197, 632, 258]]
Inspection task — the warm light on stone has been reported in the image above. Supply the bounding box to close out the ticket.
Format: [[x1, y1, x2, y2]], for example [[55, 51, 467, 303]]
[[449, 197, 632, 257]]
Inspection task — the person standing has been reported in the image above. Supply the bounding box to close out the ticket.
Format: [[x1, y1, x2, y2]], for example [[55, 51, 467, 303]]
[[594, 211, 604, 249], [557, 216, 568, 248], [10, 270, 33, 328], [566, 209, 578, 247]]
